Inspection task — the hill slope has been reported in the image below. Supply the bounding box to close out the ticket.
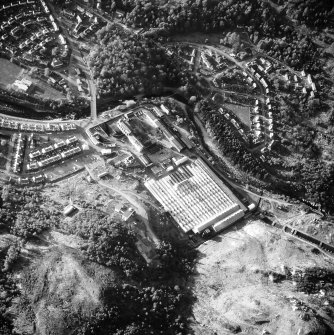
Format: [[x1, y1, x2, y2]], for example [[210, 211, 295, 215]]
[[191, 220, 334, 335]]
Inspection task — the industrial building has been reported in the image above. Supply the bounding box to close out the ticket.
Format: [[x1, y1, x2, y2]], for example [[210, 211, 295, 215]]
[[160, 104, 170, 115], [63, 204, 77, 216], [145, 158, 246, 234], [152, 106, 163, 117], [101, 148, 113, 155], [143, 108, 184, 151], [138, 154, 152, 167], [145, 109, 161, 128], [128, 135, 144, 152], [12, 78, 33, 93], [117, 120, 132, 136], [116, 118, 145, 152], [169, 137, 184, 152]]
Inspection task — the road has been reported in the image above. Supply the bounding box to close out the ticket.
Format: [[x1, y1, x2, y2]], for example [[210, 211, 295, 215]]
[[45, 0, 98, 120], [211, 86, 262, 100], [172, 41, 247, 69], [262, 217, 334, 260], [80, 53, 97, 120], [0, 113, 87, 124], [73, 4, 138, 121], [79, 3, 135, 35], [206, 44, 267, 98], [171, 41, 267, 100], [89, 76, 97, 120], [85, 165, 160, 246]]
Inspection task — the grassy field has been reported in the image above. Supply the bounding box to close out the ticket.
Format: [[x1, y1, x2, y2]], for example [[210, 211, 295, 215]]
[[224, 103, 251, 127], [33, 77, 66, 101], [0, 58, 23, 85]]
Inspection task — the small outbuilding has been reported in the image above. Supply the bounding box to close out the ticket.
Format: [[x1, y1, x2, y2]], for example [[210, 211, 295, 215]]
[[63, 204, 77, 216], [101, 148, 113, 155]]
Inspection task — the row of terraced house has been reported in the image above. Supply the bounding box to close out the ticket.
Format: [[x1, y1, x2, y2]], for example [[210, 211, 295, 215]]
[[27, 136, 82, 170], [0, 117, 76, 132]]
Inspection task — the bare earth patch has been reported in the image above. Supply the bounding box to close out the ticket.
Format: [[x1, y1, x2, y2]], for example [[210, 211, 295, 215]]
[[15, 246, 117, 335], [191, 219, 334, 335]]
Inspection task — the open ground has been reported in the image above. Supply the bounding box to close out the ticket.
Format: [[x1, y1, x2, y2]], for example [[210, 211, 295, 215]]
[[224, 103, 251, 128], [191, 219, 334, 335], [0, 58, 23, 86]]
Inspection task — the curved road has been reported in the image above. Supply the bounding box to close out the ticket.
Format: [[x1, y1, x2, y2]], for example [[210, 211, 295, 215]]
[[85, 165, 160, 246]]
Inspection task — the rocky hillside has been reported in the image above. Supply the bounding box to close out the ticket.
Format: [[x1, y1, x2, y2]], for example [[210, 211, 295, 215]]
[[191, 219, 334, 335]]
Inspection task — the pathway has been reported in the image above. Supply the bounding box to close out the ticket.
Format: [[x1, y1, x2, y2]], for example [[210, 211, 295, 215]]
[[85, 165, 160, 246]]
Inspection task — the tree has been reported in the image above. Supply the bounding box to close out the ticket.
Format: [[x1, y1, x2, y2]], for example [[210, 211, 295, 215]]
[[88, 24, 185, 98], [3, 239, 22, 272]]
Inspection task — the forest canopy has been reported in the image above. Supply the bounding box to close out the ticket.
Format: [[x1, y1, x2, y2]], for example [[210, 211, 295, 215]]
[[88, 24, 186, 98]]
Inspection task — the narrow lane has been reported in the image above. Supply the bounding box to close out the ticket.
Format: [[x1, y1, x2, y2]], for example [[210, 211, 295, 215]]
[[45, 0, 98, 120], [85, 165, 160, 246]]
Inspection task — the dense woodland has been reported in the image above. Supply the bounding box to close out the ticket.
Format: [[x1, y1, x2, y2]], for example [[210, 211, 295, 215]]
[[63, 209, 145, 278], [280, 0, 334, 29], [88, 24, 187, 97], [260, 34, 323, 73], [125, 0, 283, 35], [200, 100, 269, 180], [297, 163, 334, 213], [75, 238, 197, 335], [199, 99, 334, 213], [61, 210, 196, 334], [0, 185, 60, 335], [0, 229, 21, 334], [98, 0, 331, 76], [103, 0, 333, 33], [0, 186, 61, 238], [0, 263, 19, 334], [294, 267, 334, 295]]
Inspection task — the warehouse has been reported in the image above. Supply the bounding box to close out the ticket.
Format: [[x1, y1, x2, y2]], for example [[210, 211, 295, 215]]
[[145, 158, 246, 234], [128, 135, 144, 152], [138, 154, 152, 167], [117, 120, 132, 136], [145, 109, 161, 128]]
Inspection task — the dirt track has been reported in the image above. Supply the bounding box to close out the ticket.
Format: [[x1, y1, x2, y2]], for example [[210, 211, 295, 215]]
[[85, 165, 160, 245]]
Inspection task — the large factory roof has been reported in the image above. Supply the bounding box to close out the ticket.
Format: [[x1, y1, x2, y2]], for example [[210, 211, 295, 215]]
[[145, 158, 245, 233]]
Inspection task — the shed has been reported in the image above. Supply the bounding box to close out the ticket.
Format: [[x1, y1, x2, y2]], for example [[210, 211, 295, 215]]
[[173, 156, 188, 166], [101, 148, 112, 155], [138, 154, 152, 167], [64, 204, 77, 216], [160, 104, 170, 115]]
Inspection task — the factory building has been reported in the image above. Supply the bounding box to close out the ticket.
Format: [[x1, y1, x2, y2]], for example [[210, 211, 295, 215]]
[[128, 135, 144, 152], [145, 158, 246, 234], [117, 120, 132, 136]]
